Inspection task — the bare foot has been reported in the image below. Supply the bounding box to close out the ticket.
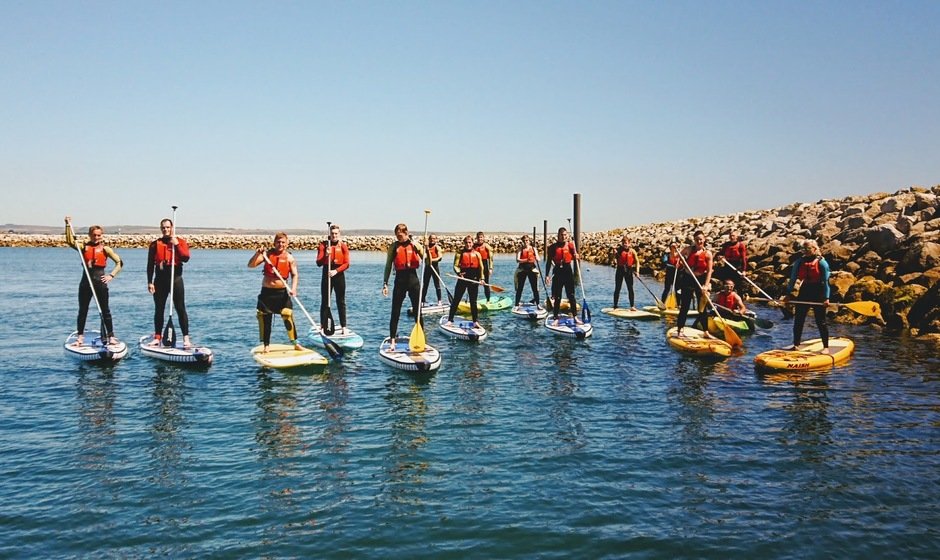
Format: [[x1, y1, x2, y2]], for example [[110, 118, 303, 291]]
[[262, 345, 270, 353], [293, 342, 305, 351], [183, 336, 192, 348], [72, 335, 84, 347], [108, 337, 118, 345], [148, 336, 161, 347]]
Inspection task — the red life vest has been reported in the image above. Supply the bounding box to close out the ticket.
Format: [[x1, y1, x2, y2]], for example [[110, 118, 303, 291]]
[[617, 247, 635, 268], [393, 242, 421, 271], [687, 248, 709, 276], [552, 241, 575, 265], [264, 251, 291, 280], [716, 291, 740, 309], [519, 246, 536, 264], [474, 243, 490, 261], [797, 257, 823, 284], [83, 243, 107, 268], [666, 252, 679, 267], [722, 241, 746, 262], [459, 250, 481, 270], [153, 239, 175, 266], [429, 244, 441, 260], [327, 242, 348, 267]]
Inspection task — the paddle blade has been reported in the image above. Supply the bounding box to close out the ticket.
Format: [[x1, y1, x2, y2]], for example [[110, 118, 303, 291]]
[[844, 301, 881, 317], [490, 284, 505, 293], [754, 317, 774, 329], [162, 320, 176, 347], [320, 334, 344, 360], [665, 291, 677, 309], [723, 321, 743, 349], [409, 320, 426, 352], [581, 299, 592, 324]]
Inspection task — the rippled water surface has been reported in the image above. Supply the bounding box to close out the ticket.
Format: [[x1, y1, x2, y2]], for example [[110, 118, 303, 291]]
[[1, 248, 938, 558]]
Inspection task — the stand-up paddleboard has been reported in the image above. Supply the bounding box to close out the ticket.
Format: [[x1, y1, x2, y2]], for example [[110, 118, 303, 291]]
[[251, 344, 327, 370], [438, 316, 487, 341], [64, 331, 129, 363], [306, 326, 364, 351], [543, 315, 593, 339], [706, 315, 754, 337], [378, 337, 442, 372], [511, 303, 548, 320], [601, 307, 660, 320], [643, 306, 699, 317], [457, 295, 513, 313], [754, 337, 854, 372], [666, 327, 732, 359], [407, 301, 449, 317], [139, 334, 213, 366]]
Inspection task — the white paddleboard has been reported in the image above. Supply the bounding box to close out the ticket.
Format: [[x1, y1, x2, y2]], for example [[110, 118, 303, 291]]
[[64, 330, 129, 363], [251, 344, 327, 370], [138, 334, 214, 366], [407, 302, 449, 316], [511, 303, 549, 320], [378, 337, 442, 372], [543, 315, 594, 339], [438, 316, 487, 341]]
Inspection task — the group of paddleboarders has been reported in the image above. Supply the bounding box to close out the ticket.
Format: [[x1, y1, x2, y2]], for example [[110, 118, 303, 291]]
[[655, 230, 831, 350]]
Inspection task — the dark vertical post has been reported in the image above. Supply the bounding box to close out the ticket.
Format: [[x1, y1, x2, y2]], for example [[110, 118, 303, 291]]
[[543, 220, 549, 264], [573, 193, 582, 250]]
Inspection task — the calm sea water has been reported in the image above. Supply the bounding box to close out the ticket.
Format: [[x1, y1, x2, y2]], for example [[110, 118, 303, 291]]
[[1, 247, 938, 558]]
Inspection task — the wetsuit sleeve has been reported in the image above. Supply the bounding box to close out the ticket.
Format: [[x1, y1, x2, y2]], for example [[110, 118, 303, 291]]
[[453, 253, 462, 274], [545, 244, 554, 276], [334, 243, 350, 273], [820, 258, 831, 299], [630, 249, 638, 273], [176, 237, 191, 263], [786, 257, 801, 293], [383, 243, 395, 284], [147, 241, 157, 283], [316, 242, 327, 267], [105, 246, 123, 278], [64, 224, 81, 251], [740, 242, 747, 271]]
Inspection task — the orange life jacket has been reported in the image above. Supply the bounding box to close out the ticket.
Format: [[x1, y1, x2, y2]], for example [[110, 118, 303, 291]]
[[474, 242, 490, 261], [666, 252, 679, 267], [617, 247, 636, 268], [393, 242, 421, 271], [797, 257, 823, 284], [552, 241, 575, 265], [327, 242, 348, 267], [264, 251, 291, 280], [716, 291, 741, 309], [459, 250, 481, 270], [687, 248, 709, 276], [429, 244, 441, 260], [722, 241, 746, 262], [519, 246, 537, 264], [153, 239, 175, 266], [83, 243, 107, 268]]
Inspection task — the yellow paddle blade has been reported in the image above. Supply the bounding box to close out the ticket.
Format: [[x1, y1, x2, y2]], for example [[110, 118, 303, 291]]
[[665, 292, 677, 309], [409, 320, 426, 352], [723, 322, 743, 349], [843, 301, 881, 317]]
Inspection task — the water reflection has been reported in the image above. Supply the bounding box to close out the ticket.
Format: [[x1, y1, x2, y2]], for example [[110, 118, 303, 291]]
[[380, 375, 432, 510], [543, 345, 586, 453], [148, 367, 190, 489], [75, 367, 118, 472]]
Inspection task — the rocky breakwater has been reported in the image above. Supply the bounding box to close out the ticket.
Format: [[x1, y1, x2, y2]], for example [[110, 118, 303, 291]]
[[579, 185, 940, 338]]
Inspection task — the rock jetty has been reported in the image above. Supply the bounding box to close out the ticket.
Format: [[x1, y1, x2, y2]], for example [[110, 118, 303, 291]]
[[3, 185, 937, 336]]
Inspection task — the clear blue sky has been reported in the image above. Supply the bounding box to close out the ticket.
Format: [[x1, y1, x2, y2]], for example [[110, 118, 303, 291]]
[[2, 1, 938, 232]]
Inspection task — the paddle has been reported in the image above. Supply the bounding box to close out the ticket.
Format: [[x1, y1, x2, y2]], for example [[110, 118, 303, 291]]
[[713, 302, 775, 329], [720, 259, 778, 302], [261, 251, 343, 360], [531, 227, 554, 311], [665, 260, 678, 309], [676, 250, 743, 348], [575, 259, 592, 323], [633, 272, 666, 310], [427, 259, 455, 304], [321, 221, 336, 336], [162, 205, 178, 347], [409, 210, 430, 352], [445, 273, 506, 293], [66, 218, 111, 344], [747, 297, 882, 318]]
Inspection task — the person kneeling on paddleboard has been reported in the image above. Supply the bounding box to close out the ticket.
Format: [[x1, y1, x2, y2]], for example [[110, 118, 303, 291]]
[[248, 232, 304, 353]]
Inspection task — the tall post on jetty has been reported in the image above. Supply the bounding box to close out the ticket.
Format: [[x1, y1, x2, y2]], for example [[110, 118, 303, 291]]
[[543, 220, 548, 264], [573, 193, 581, 250]]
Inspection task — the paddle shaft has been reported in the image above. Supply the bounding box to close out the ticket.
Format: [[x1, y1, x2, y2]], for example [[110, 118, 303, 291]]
[[677, 249, 742, 348], [446, 273, 504, 292], [721, 259, 776, 301], [633, 271, 665, 308], [67, 219, 109, 337], [261, 252, 318, 328], [164, 206, 178, 338]]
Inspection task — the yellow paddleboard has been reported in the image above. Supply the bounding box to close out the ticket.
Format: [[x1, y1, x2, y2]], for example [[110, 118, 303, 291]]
[[251, 344, 328, 369], [666, 327, 732, 359], [754, 337, 854, 372]]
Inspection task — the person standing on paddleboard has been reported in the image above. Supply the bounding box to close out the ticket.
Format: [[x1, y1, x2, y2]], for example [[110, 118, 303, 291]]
[[716, 230, 748, 294], [473, 231, 494, 302], [248, 232, 303, 353], [676, 230, 713, 335], [147, 218, 191, 348], [782, 239, 830, 350], [661, 240, 680, 303], [65, 216, 123, 346], [514, 234, 540, 307], [421, 233, 444, 307], [382, 223, 425, 350], [612, 235, 638, 310], [546, 227, 581, 325], [316, 224, 350, 335], [447, 235, 483, 327]]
